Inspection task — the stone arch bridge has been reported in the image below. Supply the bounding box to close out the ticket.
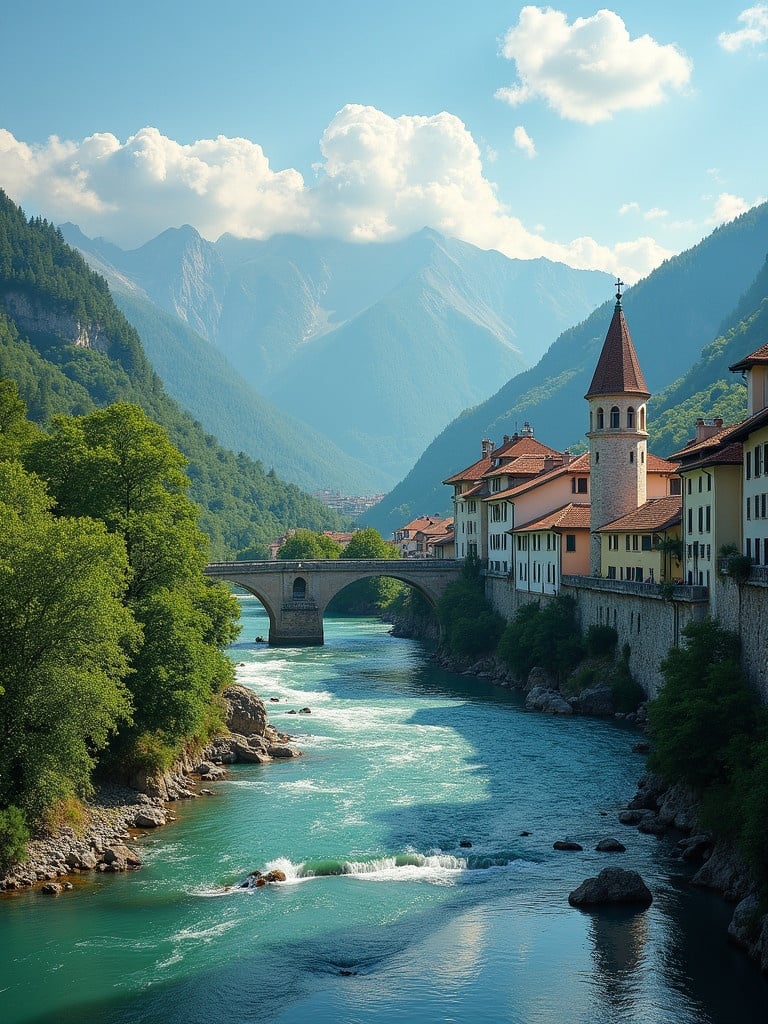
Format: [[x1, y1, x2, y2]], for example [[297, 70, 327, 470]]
[[203, 559, 463, 645]]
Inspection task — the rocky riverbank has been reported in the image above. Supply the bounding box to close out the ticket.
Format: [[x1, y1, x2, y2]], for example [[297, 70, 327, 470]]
[[435, 646, 768, 976], [0, 684, 301, 894]]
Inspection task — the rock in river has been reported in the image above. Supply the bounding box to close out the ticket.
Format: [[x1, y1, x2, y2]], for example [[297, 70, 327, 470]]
[[568, 867, 652, 908]]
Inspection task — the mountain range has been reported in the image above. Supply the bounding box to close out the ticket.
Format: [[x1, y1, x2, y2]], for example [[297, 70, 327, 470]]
[[62, 225, 613, 488], [362, 202, 768, 536]]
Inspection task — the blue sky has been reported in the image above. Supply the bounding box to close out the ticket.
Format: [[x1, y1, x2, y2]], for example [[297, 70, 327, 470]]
[[1, 2, 766, 281]]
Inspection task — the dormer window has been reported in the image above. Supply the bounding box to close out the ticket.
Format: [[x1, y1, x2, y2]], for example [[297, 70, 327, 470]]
[[627, 406, 635, 428], [596, 407, 604, 429], [610, 406, 620, 428]]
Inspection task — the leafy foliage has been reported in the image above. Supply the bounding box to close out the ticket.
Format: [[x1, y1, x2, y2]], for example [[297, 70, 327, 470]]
[[437, 556, 504, 658], [25, 403, 241, 774], [648, 620, 758, 790], [328, 528, 404, 614], [0, 460, 137, 822], [277, 530, 342, 560], [497, 596, 584, 682]]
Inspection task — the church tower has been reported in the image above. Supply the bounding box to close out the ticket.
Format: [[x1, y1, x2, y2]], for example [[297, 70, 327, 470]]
[[585, 281, 650, 574]]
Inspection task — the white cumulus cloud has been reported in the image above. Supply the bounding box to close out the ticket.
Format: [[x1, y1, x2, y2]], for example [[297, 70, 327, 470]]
[[718, 5, 768, 52], [513, 125, 537, 158], [618, 201, 640, 215], [708, 191, 764, 225], [0, 110, 674, 283], [495, 6, 692, 124]]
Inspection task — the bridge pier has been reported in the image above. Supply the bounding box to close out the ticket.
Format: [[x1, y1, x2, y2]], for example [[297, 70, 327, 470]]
[[270, 600, 324, 646]]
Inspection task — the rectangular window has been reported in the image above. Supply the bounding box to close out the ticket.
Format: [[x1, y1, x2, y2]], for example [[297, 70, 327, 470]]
[[607, 566, 616, 579], [670, 478, 681, 495], [707, 474, 712, 491], [641, 535, 652, 551], [705, 506, 711, 532], [492, 477, 501, 492], [565, 534, 576, 552], [576, 477, 587, 493], [632, 535, 639, 551], [687, 478, 692, 495], [747, 451, 752, 479], [748, 497, 752, 520], [625, 536, 631, 551], [763, 494, 767, 519], [756, 445, 763, 477], [698, 476, 703, 493], [747, 538, 752, 558], [688, 508, 693, 533], [698, 507, 703, 532]]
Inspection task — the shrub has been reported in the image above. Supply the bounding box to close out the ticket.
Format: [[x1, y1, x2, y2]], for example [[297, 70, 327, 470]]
[[648, 619, 758, 790], [437, 556, 504, 658], [585, 624, 618, 658], [0, 805, 30, 871], [497, 596, 583, 682]]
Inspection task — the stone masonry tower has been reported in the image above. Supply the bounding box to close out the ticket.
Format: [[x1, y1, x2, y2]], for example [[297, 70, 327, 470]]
[[585, 281, 650, 574]]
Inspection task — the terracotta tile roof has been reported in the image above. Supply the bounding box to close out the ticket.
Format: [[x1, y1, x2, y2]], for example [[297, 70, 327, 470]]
[[486, 451, 591, 501], [443, 434, 564, 485], [398, 515, 451, 534], [647, 453, 679, 474], [675, 442, 743, 473], [513, 503, 592, 533], [585, 300, 650, 399], [668, 424, 734, 461], [729, 343, 768, 372], [597, 495, 682, 533], [443, 457, 493, 485], [483, 454, 563, 479], [720, 405, 768, 443]]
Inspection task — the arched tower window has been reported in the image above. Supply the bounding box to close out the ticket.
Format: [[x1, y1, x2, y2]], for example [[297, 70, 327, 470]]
[[596, 407, 604, 429], [639, 406, 646, 431], [610, 406, 620, 428], [627, 406, 635, 428], [292, 577, 307, 600]]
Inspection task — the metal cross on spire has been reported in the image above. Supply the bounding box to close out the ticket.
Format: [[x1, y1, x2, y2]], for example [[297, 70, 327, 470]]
[[615, 277, 624, 303]]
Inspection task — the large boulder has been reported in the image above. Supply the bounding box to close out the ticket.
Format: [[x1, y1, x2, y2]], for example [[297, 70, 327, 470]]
[[525, 666, 558, 693], [692, 842, 754, 902], [568, 867, 652, 908], [525, 686, 573, 715], [101, 845, 142, 872], [657, 783, 700, 831], [223, 685, 269, 737], [571, 686, 614, 717]]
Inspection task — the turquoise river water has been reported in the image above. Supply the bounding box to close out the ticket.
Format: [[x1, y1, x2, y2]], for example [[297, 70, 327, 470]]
[[2, 599, 768, 1023]]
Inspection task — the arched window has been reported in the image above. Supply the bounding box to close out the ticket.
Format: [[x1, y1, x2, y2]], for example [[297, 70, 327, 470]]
[[627, 406, 635, 428], [610, 406, 620, 428], [292, 577, 307, 600], [596, 407, 604, 429], [639, 406, 646, 431]]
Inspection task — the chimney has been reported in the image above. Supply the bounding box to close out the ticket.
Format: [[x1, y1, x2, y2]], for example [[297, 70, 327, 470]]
[[481, 438, 494, 458], [503, 434, 511, 445], [695, 418, 722, 442], [561, 450, 571, 466], [543, 456, 555, 473]]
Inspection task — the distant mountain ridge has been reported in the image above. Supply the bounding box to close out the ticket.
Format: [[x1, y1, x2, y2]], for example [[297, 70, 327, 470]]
[[63, 225, 613, 484], [363, 202, 768, 535]]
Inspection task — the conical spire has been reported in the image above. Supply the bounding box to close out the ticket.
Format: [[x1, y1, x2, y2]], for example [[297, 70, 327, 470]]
[[585, 280, 650, 399]]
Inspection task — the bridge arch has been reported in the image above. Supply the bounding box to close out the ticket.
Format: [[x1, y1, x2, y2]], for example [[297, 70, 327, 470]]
[[204, 559, 462, 646]]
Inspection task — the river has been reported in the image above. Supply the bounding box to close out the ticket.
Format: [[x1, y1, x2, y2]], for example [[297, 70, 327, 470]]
[[1, 599, 767, 1023]]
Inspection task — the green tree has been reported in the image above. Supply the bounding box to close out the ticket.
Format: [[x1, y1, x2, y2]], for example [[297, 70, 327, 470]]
[[437, 555, 504, 658], [328, 528, 404, 614], [648, 619, 758, 790], [497, 596, 583, 682], [25, 403, 240, 772], [277, 529, 342, 560], [0, 379, 40, 461], [0, 462, 137, 824]]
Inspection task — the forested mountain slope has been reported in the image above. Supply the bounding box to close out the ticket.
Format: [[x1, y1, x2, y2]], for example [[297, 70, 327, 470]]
[[364, 203, 768, 534], [0, 191, 344, 556]]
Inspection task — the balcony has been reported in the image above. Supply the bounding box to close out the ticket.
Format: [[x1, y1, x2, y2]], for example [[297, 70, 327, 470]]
[[562, 575, 709, 603]]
